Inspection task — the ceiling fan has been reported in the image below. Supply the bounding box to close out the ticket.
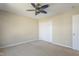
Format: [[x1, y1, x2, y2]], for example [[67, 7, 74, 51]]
[[27, 3, 49, 15]]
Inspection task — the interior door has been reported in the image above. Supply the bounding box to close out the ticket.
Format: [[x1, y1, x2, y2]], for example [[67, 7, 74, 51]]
[[39, 20, 52, 43], [72, 15, 79, 50]]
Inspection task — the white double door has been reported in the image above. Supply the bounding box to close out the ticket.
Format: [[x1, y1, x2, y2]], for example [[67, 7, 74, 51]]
[[39, 20, 53, 43], [72, 15, 79, 50]]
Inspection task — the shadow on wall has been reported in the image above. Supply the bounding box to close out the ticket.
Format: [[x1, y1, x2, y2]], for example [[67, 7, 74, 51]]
[[0, 3, 10, 11], [0, 3, 9, 47]]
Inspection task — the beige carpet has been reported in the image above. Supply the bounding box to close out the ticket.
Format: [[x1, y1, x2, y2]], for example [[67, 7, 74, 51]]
[[1, 40, 79, 56]]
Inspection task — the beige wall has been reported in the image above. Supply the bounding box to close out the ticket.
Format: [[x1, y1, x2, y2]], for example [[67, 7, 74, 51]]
[[1, 7, 79, 48], [52, 13, 73, 47], [0, 11, 38, 47], [39, 8, 79, 47]]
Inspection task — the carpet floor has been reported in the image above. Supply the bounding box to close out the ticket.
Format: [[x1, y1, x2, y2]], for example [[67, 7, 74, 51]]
[[0, 40, 79, 56]]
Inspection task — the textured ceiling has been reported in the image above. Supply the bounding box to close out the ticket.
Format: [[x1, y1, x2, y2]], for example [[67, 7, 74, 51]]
[[0, 3, 79, 19]]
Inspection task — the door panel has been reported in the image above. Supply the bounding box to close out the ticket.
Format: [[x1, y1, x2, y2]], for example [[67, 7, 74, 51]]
[[39, 20, 52, 43], [72, 15, 79, 50]]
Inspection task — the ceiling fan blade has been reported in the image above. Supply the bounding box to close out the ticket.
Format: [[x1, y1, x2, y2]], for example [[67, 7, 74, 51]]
[[31, 3, 36, 8], [27, 10, 35, 11], [40, 4, 49, 9], [40, 10, 47, 14]]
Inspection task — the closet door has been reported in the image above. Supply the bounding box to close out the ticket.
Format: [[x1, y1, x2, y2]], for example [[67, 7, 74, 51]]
[[72, 15, 79, 50], [39, 20, 53, 43]]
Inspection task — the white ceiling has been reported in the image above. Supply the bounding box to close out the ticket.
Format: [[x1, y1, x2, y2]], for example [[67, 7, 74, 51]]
[[0, 3, 79, 19]]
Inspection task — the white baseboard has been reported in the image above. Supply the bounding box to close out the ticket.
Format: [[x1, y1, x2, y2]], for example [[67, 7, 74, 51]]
[[0, 39, 37, 48], [39, 40, 72, 49], [0, 40, 72, 49], [53, 42, 72, 49]]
